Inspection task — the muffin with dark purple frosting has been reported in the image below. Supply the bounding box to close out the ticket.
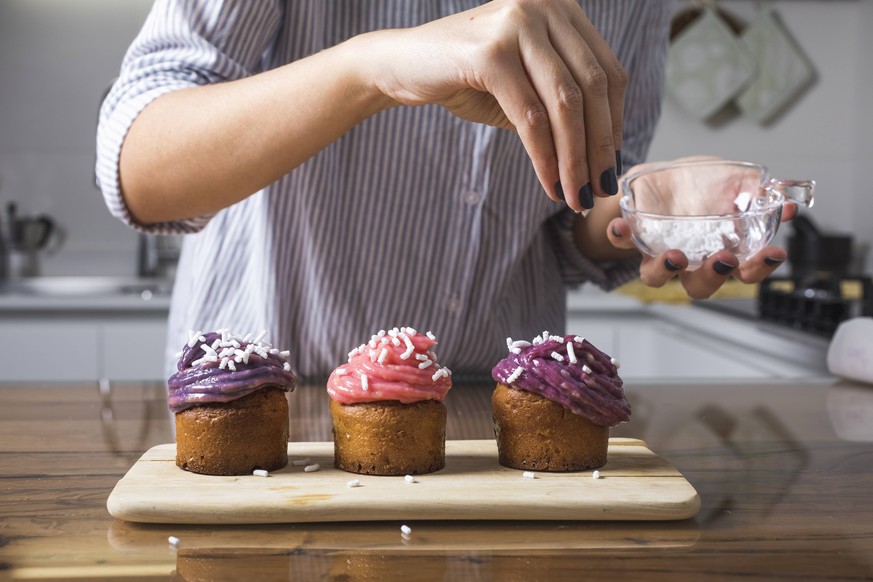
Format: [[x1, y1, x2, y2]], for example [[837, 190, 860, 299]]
[[491, 332, 630, 471], [168, 329, 296, 475]]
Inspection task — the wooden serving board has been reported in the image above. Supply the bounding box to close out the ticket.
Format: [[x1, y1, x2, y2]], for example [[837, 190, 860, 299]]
[[107, 438, 699, 524]]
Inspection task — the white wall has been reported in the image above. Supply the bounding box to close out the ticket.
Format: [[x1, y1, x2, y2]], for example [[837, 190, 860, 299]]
[[0, 0, 154, 276], [649, 0, 873, 274], [0, 1, 871, 276]]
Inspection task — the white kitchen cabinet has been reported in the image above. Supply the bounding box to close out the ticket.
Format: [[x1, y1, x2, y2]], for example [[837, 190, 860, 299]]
[[566, 291, 829, 380], [0, 314, 168, 382]]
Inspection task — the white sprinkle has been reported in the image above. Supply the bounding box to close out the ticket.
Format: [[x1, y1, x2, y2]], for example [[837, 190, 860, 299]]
[[432, 368, 449, 382], [378, 329, 386, 337], [511, 348, 522, 354], [400, 525, 412, 535], [335, 368, 348, 376], [404, 327, 417, 336], [283, 362, 291, 372], [392, 337, 401, 346], [542, 331, 550, 341], [381, 337, 389, 345], [253, 330, 268, 343], [574, 336, 585, 344], [348, 347, 360, 359], [550, 351, 564, 362], [291, 458, 311, 466], [369, 340, 377, 350], [593, 470, 602, 479], [400, 333, 415, 360], [404, 474, 417, 483], [567, 342, 577, 364], [549, 335, 565, 343], [227, 360, 236, 372], [426, 331, 436, 341], [378, 348, 388, 364], [417, 359, 432, 369], [582, 365, 592, 374], [168, 535, 181, 548], [279, 350, 290, 358], [388, 328, 399, 337], [532, 336, 543, 345], [219, 358, 228, 370], [253, 469, 270, 477], [506, 337, 514, 349], [361, 374, 369, 390], [174, 350, 183, 358], [369, 350, 377, 362], [522, 471, 536, 479], [304, 463, 320, 473], [415, 353, 429, 361], [611, 357, 621, 369], [511, 340, 532, 349], [347, 479, 361, 488], [506, 366, 524, 384]]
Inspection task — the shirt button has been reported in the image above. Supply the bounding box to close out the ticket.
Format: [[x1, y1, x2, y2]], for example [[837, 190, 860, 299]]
[[463, 190, 482, 205], [446, 295, 461, 314]]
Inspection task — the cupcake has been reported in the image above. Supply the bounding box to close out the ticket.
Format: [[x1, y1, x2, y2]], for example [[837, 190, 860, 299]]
[[491, 331, 630, 471], [326, 327, 452, 476], [168, 329, 297, 475]]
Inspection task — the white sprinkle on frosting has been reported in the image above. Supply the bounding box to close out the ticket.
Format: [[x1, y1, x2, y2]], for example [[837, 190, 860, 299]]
[[567, 342, 577, 364], [506, 366, 524, 384], [426, 331, 436, 341], [378, 348, 388, 364], [611, 357, 621, 369], [418, 359, 433, 369], [574, 336, 585, 343], [361, 373, 369, 391], [582, 364, 592, 374], [550, 351, 564, 362], [335, 368, 348, 376], [432, 368, 449, 382]]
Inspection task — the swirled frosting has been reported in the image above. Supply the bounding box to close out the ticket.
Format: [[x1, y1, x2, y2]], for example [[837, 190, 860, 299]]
[[491, 332, 630, 427], [167, 329, 296, 413], [327, 327, 452, 405]]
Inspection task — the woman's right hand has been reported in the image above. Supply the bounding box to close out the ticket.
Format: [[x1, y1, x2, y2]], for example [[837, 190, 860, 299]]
[[364, 0, 626, 212]]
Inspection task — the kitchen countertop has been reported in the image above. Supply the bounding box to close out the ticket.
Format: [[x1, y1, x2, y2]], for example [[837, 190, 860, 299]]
[[0, 276, 172, 312], [2, 378, 872, 580]]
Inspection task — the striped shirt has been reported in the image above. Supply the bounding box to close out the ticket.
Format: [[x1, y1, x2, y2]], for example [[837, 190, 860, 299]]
[[96, 0, 671, 379]]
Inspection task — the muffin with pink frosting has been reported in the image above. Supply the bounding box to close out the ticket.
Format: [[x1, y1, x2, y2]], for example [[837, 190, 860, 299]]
[[491, 331, 630, 471], [327, 327, 452, 475]]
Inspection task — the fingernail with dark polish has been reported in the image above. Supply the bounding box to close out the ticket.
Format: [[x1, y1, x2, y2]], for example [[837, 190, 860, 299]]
[[764, 256, 785, 267], [615, 150, 623, 176], [611, 225, 622, 238], [555, 181, 565, 201], [579, 183, 594, 209], [664, 258, 682, 272], [713, 260, 736, 275], [600, 167, 618, 196]]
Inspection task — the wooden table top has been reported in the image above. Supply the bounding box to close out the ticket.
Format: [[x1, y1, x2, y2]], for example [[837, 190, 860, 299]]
[[1, 378, 872, 581]]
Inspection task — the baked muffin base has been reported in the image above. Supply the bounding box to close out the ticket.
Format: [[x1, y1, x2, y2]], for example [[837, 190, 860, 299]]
[[330, 398, 446, 476], [175, 387, 289, 476], [492, 383, 608, 471]]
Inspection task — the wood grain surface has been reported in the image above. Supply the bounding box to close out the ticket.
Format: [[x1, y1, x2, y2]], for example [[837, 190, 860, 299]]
[[2, 380, 873, 581], [107, 438, 700, 524]]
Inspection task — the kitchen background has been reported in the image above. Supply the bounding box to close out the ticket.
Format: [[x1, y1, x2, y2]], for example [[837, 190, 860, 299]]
[[0, 0, 871, 277]]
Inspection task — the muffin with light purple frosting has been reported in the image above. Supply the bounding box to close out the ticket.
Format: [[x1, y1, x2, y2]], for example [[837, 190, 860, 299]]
[[168, 329, 296, 475], [491, 332, 630, 471]]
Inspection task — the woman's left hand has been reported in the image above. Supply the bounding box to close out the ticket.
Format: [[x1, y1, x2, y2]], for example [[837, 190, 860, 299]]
[[606, 203, 797, 300]]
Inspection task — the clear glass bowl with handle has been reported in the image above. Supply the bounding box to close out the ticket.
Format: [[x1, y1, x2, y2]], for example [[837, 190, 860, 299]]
[[619, 159, 815, 270]]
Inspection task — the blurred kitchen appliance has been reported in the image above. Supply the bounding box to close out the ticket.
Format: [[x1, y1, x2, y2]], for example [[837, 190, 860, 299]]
[[0, 202, 57, 279], [758, 216, 872, 336]]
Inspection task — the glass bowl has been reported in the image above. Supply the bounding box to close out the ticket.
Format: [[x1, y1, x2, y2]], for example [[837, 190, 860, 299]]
[[619, 159, 815, 270]]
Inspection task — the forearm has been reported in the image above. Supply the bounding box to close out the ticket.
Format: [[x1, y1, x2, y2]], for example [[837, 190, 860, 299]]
[[119, 33, 394, 225], [572, 196, 639, 262]]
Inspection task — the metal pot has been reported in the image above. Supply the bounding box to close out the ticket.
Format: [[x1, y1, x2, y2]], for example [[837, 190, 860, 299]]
[[0, 202, 57, 279]]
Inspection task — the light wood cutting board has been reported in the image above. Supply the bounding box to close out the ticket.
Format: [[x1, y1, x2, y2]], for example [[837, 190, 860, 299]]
[[107, 438, 699, 524]]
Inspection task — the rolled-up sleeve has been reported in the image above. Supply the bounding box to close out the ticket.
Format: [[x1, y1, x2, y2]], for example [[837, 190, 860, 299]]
[[95, 0, 283, 234], [548, 1, 671, 290]]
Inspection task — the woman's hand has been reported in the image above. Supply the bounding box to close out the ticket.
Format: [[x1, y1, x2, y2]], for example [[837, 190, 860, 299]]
[[367, 0, 625, 211]]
